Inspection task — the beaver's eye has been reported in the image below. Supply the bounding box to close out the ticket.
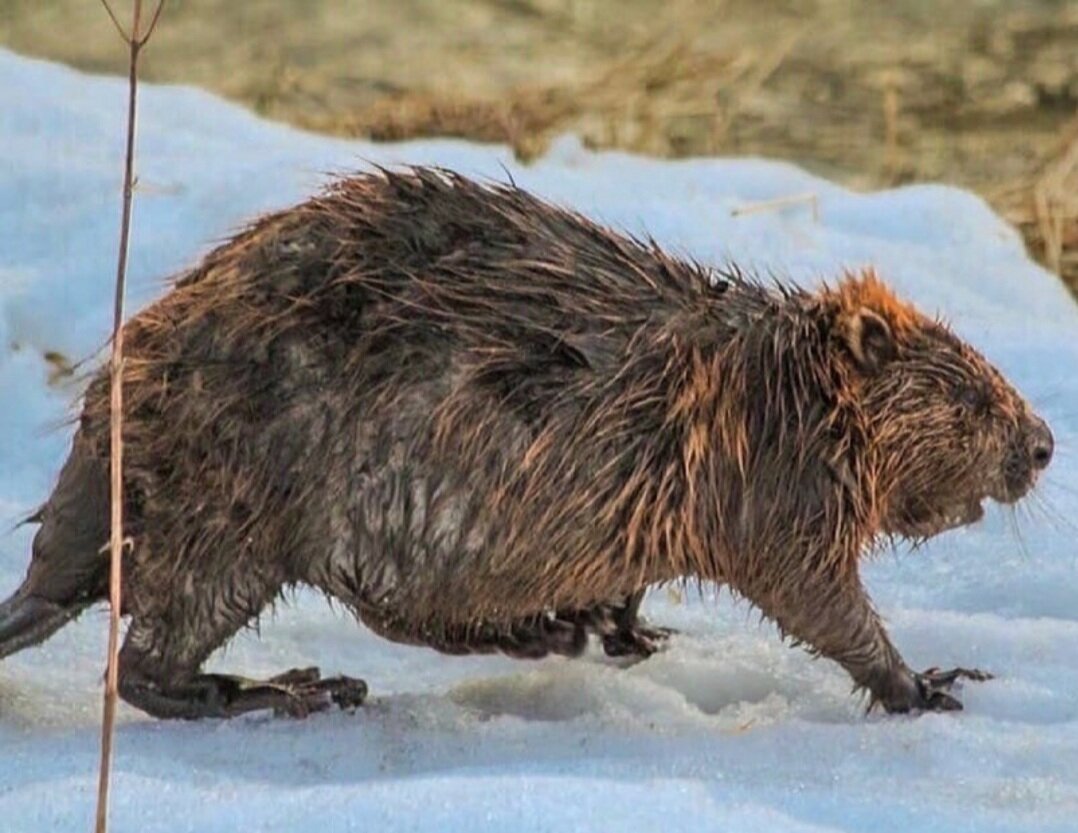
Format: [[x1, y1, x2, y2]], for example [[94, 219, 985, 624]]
[[956, 385, 986, 412]]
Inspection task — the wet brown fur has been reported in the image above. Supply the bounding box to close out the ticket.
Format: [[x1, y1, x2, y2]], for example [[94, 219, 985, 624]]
[[3, 168, 1053, 717]]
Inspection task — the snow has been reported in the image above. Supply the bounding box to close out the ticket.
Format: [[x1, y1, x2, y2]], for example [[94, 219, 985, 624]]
[[1, 47, 1077, 833]]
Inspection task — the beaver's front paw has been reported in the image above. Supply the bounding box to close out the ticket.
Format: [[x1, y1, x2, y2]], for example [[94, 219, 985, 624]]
[[875, 665, 992, 713], [601, 622, 676, 659]]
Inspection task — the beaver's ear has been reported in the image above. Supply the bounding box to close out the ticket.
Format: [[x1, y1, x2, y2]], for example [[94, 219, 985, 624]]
[[840, 307, 896, 373]]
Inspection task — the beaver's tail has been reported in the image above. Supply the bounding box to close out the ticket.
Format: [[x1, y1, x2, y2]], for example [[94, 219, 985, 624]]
[[0, 586, 90, 660], [0, 439, 108, 659]]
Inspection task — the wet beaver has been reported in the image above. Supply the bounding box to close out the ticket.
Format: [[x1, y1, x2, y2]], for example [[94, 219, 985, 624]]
[[0, 167, 1053, 719]]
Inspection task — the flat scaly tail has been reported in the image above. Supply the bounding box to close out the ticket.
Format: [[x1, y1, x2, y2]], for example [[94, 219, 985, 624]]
[[0, 440, 108, 659]]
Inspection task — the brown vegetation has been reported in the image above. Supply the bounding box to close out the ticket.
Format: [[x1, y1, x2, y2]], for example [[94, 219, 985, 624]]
[[2, 0, 1075, 292]]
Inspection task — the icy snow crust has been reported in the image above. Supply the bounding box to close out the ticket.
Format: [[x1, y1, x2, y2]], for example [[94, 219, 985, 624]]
[[1, 49, 1076, 833]]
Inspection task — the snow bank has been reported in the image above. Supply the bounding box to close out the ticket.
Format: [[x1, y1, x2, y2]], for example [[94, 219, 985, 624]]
[[1, 49, 1076, 833]]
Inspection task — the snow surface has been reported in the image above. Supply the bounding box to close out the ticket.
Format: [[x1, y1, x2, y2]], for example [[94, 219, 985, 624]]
[[1, 48, 1077, 833]]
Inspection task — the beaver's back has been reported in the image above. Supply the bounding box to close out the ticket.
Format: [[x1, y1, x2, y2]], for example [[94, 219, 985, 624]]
[[90, 167, 730, 429], [71, 169, 755, 624]]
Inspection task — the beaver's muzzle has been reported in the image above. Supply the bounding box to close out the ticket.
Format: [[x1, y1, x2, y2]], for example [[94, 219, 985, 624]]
[[1028, 415, 1054, 471], [1002, 414, 1053, 501]]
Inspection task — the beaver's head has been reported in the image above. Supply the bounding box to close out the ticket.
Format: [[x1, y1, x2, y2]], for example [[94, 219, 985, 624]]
[[828, 272, 1053, 540]]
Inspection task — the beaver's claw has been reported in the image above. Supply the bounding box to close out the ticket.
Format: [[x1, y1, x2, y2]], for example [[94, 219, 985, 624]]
[[875, 665, 992, 713], [602, 622, 677, 659], [911, 666, 992, 712], [268, 667, 368, 717], [921, 666, 994, 685]]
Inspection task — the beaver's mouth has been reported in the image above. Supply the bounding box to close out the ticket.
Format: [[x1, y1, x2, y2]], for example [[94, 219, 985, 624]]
[[892, 457, 1045, 540], [897, 496, 986, 539], [932, 498, 985, 535], [957, 498, 986, 526], [997, 471, 1039, 506]]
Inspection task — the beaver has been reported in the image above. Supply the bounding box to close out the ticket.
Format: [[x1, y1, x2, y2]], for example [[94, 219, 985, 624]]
[[0, 167, 1053, 719]]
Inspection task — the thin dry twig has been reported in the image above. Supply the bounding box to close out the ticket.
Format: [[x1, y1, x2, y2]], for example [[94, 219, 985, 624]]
[[97, 0, 129, 42], [882, 81, 901, 182], [94, 5, 166, 832], [138, 0, 167, 45]]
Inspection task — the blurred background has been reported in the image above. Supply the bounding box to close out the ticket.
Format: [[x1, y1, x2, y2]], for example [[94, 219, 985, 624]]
[[2, 0, 1075, 295]]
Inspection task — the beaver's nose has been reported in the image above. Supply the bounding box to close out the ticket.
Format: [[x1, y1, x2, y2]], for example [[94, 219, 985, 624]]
[[1029, 416, 1054, 470]]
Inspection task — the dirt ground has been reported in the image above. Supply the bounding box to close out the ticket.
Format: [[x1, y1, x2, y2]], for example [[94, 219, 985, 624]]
[[2, 0, 1076, 292]]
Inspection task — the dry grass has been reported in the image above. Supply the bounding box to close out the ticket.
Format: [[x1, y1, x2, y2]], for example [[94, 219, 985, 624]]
[[995, 116, 1078, 292], [2, 0, 1076, 296], [330, 43, 738, 160]]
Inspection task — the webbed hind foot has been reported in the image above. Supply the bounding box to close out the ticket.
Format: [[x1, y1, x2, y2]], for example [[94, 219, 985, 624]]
[[120, 666, 367, 720], [266, 667, 369, 715]]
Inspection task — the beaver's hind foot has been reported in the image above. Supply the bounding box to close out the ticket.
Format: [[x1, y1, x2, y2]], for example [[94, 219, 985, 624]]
[[119, 667, 367, 720], [267, 667, 369, 716]]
